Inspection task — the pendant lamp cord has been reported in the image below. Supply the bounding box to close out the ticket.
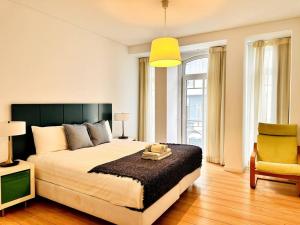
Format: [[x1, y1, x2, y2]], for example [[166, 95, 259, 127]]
[[162, 0, 168, 36], [164, 7, 166, 30]]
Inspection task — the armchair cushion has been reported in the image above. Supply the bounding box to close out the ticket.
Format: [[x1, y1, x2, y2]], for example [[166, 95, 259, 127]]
[[257, 135, 297, 164], [256, 161, 300, 176]]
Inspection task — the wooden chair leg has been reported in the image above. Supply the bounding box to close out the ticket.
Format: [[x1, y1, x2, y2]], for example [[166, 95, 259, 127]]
[[298, 182, 300, 197], [250, 148, 257, 189], [250, 169, 257, 189]]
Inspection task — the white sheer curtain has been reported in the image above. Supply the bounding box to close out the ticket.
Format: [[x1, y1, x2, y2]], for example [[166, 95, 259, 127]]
[[257, 44, 278, 123], [244, 37, 290, 165]]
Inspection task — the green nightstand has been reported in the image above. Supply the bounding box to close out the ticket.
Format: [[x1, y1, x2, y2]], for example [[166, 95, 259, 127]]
[[0, 160, 35, 216]]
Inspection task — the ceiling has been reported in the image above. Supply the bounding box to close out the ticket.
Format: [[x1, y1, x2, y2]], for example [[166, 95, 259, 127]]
[[12, 0, 300, 46]]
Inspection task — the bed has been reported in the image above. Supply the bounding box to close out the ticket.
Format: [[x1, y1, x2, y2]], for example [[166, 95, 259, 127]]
[[11, 104, 202, 225]]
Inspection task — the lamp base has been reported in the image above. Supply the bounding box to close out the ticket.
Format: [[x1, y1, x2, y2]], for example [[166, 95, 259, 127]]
[[0, 160, 19, 167], [118, 136, 128, 139]]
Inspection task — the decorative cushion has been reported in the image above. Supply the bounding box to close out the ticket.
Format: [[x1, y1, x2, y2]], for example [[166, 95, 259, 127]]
[[257, 135, 297, 164], [63, 124, 93, 150], [85, 121, 112, 146], [258, 123, 297, 136], [256, 161, 300, 176], [32, 126, 67, 155]]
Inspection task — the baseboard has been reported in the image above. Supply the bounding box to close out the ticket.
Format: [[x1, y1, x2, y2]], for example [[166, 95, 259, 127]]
[[224, 165, 246, 173]]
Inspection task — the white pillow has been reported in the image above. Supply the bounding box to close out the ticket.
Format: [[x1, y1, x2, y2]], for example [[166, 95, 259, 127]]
[[32, 126, 67, 155], [104, 120, 113, 141]]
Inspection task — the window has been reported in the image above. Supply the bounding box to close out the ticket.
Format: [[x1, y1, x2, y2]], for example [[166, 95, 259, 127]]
[[185, 58, 208, 74], [243, 37, 291, 165], [182, 56, 208, 150]]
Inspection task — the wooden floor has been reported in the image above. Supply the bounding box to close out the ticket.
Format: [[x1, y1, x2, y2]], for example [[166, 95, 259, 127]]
[[1, 162, 300, 225]]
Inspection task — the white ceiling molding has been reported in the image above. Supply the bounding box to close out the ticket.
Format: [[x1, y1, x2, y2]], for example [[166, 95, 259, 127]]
[[9, 0, 300, 46]]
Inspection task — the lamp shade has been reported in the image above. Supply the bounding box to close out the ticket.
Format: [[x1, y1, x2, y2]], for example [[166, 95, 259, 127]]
[[114, 113, 129, 121], [0, 121, 26, 137], [149, 37, 181, 67]]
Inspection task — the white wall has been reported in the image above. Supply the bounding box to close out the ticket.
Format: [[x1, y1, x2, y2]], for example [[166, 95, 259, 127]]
[[155, 68, 167, 143], [0, 0, 138, 161], [155, 67, 179, 144], [129, 17, 300, 173]]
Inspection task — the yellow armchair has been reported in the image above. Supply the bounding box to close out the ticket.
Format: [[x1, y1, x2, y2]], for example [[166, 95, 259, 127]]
[[250, 123, 300, 195]]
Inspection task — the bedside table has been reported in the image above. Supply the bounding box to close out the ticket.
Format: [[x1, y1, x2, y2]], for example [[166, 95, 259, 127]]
[[0, 160, 35, 216], [114, 137, 136, 141], [126, 137, 136, 141]]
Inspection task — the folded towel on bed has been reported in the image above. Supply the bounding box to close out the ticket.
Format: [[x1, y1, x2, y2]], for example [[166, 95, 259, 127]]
[[150, 144, 168, 153], [142, 148, 172, 160]]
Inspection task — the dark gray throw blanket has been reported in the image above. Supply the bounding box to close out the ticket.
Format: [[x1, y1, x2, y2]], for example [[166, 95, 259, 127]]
[[88, 143, 202, 211]]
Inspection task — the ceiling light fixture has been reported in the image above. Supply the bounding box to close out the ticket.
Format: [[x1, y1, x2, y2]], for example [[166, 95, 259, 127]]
[[149, 0, 181, 67]]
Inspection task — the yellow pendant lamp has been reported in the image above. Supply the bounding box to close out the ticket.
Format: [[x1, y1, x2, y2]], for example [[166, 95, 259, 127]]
[[149, 0, 181, 67]]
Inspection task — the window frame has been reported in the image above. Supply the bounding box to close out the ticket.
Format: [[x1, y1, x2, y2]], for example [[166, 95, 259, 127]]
[[181, 55, 208, 144]]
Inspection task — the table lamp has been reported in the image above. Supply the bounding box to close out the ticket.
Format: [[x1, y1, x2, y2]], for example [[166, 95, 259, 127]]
[[114, 113, 129, 139], [0, 121, 26, 167]]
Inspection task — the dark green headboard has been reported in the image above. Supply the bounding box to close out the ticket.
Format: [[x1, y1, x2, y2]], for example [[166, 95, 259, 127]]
[[11, 104, 112, 160]]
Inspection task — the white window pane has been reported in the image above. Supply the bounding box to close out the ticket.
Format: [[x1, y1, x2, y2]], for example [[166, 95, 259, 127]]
[[187, 89, 203, 95], [194, 80, 203, 88], [185, 58, 208, 74], [187, 80, 193, 88]]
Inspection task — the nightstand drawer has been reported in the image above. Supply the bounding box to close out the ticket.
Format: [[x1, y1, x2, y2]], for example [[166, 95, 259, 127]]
[[1, 170, 30, 204]]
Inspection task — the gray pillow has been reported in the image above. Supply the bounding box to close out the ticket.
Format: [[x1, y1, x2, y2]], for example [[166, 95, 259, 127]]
[[85, 121, 112, 146], [63, 124, 93, 150]]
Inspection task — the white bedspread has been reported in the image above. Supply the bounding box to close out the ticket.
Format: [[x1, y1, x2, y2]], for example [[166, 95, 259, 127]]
[[27, 139, 148, 209]]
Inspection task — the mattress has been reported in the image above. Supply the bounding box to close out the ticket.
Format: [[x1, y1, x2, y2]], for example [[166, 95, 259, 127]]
[[27, 139, 148, 209]]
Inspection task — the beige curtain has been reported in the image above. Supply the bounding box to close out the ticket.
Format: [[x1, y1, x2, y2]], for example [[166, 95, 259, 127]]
[[138, 58, 149, 141], [277, 38, 290, 123], [206, 46, 226, 165]]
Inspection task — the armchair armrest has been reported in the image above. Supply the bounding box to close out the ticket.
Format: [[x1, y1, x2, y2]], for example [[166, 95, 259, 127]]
[[250, 147, 257, 170], [253, 143, 257, 152]]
